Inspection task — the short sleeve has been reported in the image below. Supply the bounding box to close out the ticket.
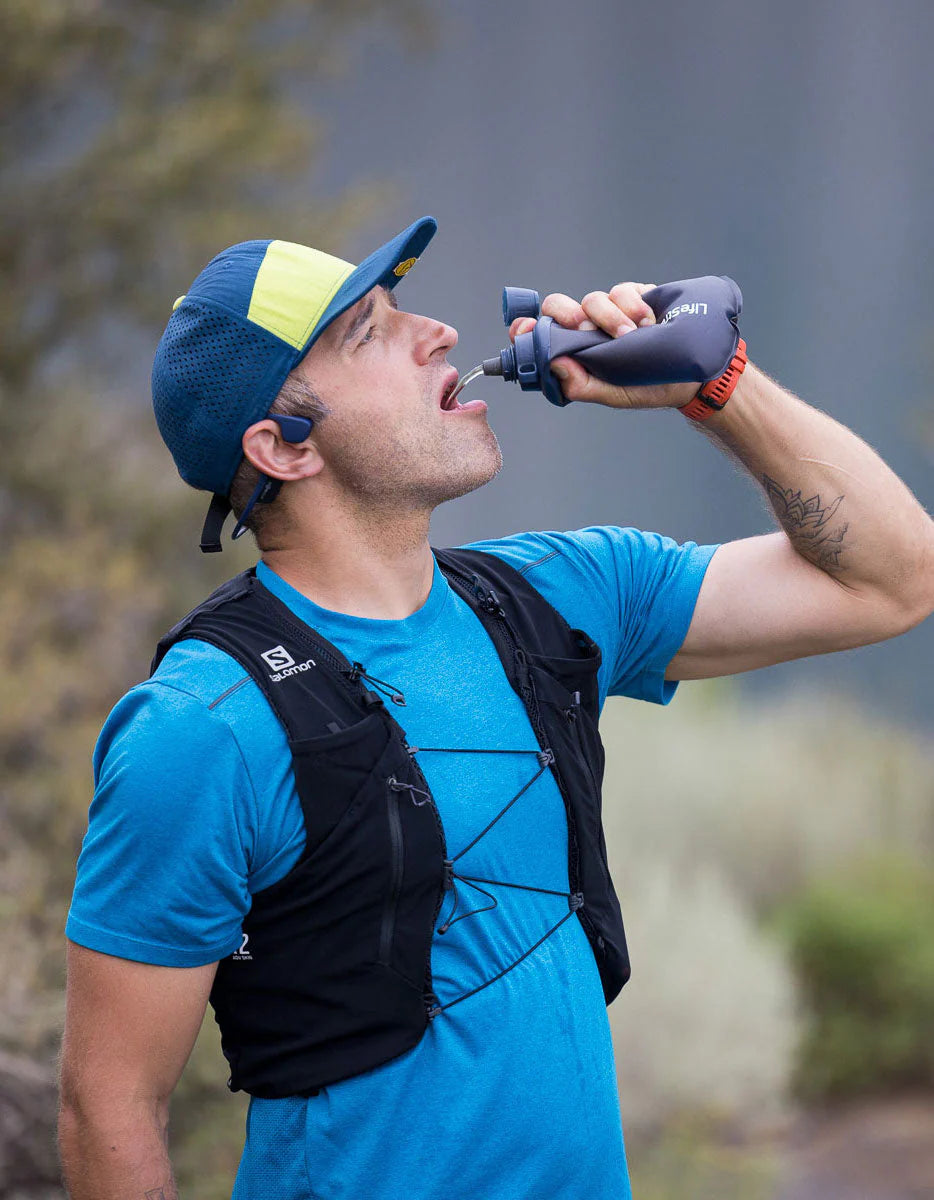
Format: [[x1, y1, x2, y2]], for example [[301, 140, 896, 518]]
[[464, 527, 718, 706], [66, 681, 257, 966]]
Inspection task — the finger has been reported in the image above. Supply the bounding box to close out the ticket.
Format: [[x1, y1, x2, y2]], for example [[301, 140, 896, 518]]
[[540, 292, 588, 328], [581, 290, 637, 337], [609, 282, 657, 327], [508, 317, 537, 343]]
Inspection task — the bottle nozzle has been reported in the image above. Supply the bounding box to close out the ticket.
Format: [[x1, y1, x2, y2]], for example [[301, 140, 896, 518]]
[[482, 356, 504, 377]]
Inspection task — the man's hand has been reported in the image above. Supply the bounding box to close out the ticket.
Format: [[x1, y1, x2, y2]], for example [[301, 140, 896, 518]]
[[509, 282, 697, 410]]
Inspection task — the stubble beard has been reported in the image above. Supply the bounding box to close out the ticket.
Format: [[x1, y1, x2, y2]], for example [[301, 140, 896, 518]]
[[324, 414, 503, 515]]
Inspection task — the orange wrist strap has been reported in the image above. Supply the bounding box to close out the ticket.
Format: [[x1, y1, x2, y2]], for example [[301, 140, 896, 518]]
[[679, 339, 748, 421]]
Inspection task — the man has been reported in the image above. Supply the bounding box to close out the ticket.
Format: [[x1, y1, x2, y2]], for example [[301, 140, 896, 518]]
[[59, 216, 934, 1200]]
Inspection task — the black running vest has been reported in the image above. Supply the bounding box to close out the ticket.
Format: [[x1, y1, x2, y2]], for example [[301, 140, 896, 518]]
[[151, 548, 630, 1099]]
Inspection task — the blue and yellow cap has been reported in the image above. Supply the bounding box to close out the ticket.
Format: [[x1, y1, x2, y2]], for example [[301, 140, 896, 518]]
[[151, 215, 437, 548]]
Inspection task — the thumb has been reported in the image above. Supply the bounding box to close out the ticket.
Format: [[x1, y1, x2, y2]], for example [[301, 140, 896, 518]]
[[508, 317, 537, 342], [550, 355, 597, 401]]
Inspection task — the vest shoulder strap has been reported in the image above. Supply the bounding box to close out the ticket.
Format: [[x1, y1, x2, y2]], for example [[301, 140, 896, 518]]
[[434, 546, 602, 670], [150, 547, 600, 740], [151, 569, 379, 741]]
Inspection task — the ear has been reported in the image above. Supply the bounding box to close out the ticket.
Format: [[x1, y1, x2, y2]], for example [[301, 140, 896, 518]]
[[241, 419, 323, 482]]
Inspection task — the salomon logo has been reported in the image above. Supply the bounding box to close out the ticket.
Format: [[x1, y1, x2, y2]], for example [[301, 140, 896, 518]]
[[261, 645, 295, 671], [261, 645, 316, 683]]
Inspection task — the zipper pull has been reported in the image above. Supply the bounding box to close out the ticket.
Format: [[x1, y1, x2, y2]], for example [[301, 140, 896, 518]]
[[347, 662, 406, 706], [470, 574, 505, 617], [485, 588, 506, 617], [388, 775, 432, 806]]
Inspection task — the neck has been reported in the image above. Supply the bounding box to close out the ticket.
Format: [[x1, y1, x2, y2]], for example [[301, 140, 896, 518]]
[[260, 493, 436, 620]]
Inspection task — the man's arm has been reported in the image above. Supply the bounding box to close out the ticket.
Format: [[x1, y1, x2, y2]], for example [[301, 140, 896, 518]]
[[512, 285, 934, 678], [666, 362, 934, 678], [59, 941, 217, 1200]]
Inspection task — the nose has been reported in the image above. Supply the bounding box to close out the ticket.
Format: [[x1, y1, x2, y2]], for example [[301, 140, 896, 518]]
[[411, 312, 458, 365]]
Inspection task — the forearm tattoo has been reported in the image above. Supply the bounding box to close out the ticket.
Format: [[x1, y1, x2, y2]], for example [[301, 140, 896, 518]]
[[762, 474, 850, 574]]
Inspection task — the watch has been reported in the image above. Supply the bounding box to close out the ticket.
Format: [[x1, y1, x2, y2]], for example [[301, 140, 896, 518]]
[[679, 338, 748, 422]]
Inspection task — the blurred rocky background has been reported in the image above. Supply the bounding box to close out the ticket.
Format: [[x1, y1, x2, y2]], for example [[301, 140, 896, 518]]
[[1, 1, 932, 1196]]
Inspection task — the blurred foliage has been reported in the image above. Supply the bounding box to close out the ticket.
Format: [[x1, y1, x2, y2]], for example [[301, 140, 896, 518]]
[[608, 850, 797, 1141], [600, 687, 934, 1143], [0, 0, 427, 537], [779, 854, 934, 1102], [601, 684, 934, 921], [628, 1115, 778, 1200], [0, 0, 430, 391], [0, 1, 427, 1195]]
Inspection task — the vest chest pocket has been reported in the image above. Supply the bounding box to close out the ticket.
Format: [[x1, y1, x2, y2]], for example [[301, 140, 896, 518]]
[[288, 716, 445, 990], [378, 769, 446, 988], [288, 713, 394, 860], [524, 633, 605, 804]]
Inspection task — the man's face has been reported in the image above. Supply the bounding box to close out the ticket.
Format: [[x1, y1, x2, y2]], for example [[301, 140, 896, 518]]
[[297, 286, 502, 511]]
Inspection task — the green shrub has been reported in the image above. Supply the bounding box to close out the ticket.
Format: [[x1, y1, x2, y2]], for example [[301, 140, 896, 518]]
[[779, 855, 934, 1100]]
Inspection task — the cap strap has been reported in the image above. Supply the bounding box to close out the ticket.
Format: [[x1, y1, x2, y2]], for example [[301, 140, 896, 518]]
[[200, 492, 232, 554]]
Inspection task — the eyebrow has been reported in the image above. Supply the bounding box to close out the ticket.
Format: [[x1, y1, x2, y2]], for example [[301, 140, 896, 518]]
[[340, 287, 398, 347], [341, 293, 376, 346]]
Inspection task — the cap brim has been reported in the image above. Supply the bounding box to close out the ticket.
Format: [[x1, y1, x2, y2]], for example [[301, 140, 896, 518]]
[[293, 215, 437, 364]]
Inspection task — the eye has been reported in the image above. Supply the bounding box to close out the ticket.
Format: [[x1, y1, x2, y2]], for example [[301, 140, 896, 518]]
[[358, 324, 377, 347]]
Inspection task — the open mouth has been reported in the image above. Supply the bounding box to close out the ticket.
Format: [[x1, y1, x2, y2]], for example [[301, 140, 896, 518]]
[[439, 374, 459, 411], [439, 371, 487, 414]]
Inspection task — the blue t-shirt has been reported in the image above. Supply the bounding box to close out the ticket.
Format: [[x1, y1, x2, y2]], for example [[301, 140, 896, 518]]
[[67, 527, 716, 1200]]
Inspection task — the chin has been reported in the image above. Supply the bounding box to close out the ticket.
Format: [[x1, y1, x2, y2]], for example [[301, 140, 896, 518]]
[[407, 435, 500, 509], [450, 433, 503, 497]]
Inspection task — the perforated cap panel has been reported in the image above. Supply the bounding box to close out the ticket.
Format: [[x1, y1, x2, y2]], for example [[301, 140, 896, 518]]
[[152, 299, 295, 494]]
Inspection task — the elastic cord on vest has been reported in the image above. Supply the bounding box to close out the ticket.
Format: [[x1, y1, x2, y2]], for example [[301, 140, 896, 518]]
[[403, 743, 583, 1018], [347, 662, 407, 706]]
